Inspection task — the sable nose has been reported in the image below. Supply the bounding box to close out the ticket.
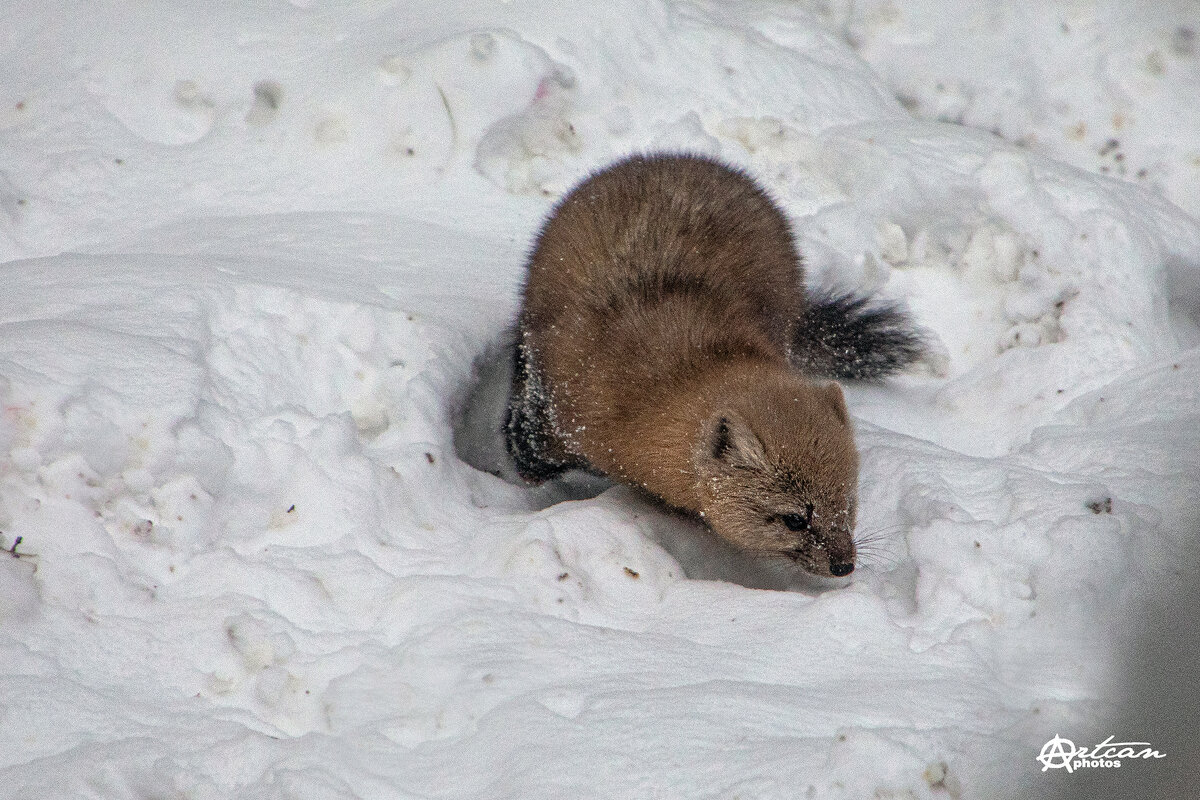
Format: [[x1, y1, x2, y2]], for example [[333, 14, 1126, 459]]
[[830, 561, 854, 577]]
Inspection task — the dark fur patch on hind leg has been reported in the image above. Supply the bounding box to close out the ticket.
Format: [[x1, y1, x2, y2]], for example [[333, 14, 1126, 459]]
[[504, 339, 584, 483]]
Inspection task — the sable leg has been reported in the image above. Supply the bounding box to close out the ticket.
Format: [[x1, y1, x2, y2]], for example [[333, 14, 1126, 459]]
[[504, 340, 584, 483]]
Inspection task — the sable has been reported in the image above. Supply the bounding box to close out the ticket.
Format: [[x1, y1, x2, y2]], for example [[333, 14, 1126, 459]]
[[504, 153, 922, 577]]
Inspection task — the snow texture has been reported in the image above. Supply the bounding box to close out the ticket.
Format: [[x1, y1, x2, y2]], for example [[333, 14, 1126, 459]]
[[1, 1, 1198, 798]]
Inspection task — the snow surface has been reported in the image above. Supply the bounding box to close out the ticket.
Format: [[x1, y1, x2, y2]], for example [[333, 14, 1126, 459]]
[[1, 1, 1198, 798]]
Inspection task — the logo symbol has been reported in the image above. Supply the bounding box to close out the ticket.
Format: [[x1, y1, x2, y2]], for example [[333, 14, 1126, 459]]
[[1037, 734, 1078, 772], [1036, 733, 1165, 773]]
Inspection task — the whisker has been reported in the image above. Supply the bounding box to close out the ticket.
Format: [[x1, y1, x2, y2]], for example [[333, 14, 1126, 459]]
[[855, 537, 901, 551], [854, 537, 895, 551], [853, 527, 905, 571], [856, 546, 901, 560], [853, 527, 907, 548], [853, 524, 907, 541], [855, 540, 903, 554], [859, 531, 902, 540], [855, 547, 903, 566], [858, 559, 900, 571]]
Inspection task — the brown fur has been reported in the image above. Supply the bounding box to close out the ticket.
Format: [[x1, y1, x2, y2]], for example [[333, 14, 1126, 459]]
[[508, 153, 858, 577]]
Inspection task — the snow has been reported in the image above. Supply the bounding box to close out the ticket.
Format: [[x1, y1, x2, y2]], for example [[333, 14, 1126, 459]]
[[1, 1, 1197, 798]]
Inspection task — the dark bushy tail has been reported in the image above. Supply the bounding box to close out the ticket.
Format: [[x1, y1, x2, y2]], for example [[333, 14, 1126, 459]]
[[790, 289, 926, 380]]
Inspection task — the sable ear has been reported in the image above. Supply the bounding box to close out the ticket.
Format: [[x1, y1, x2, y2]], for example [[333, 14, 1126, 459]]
[[707, 413, 767, 468], [820, 382, 849, 426]]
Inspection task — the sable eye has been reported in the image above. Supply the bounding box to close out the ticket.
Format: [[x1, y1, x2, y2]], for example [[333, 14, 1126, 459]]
[[781, 513, 808, 532], [780, 503, 814, 532]]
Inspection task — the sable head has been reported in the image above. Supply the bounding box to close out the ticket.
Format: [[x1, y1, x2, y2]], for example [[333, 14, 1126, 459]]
[[694, 379, 858, 577]]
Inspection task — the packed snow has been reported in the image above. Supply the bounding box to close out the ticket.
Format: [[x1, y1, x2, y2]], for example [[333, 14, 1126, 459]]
[[1, 1, 1197, 798]]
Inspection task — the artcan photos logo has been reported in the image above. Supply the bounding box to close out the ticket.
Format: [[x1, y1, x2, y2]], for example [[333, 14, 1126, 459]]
[[1037, 734, 1166, 773]]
